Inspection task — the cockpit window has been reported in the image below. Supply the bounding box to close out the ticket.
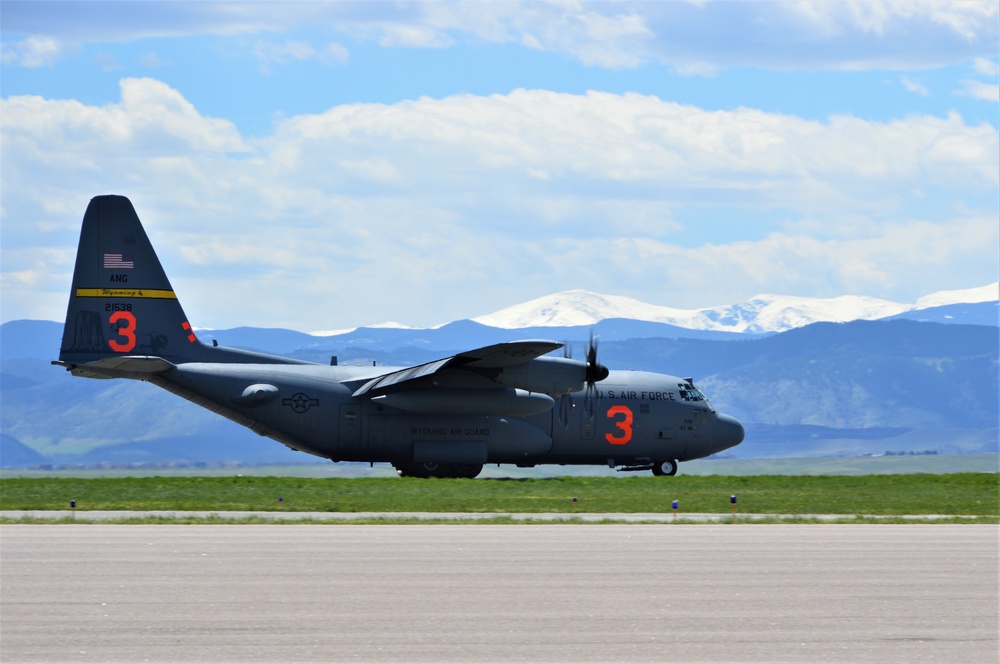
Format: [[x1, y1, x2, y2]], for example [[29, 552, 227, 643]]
[[677, 382, 706, 402]]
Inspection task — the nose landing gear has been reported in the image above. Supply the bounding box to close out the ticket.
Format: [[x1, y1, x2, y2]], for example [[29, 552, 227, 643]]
[[651, 459, 678, 476]]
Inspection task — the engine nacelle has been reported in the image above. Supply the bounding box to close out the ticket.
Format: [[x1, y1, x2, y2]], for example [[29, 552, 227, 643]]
[[494, 356, 587, 396]]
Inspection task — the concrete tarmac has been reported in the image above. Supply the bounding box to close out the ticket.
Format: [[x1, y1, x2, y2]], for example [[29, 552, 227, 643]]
[[1, 525, 997, 663]]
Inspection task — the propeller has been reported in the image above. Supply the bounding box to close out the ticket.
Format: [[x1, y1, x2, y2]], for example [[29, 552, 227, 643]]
[[583, 330, 609, 420], [557, 332, 609, 427]]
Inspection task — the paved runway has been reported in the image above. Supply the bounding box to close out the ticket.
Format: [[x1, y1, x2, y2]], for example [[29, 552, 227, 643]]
[[2, 525, 997, 663]]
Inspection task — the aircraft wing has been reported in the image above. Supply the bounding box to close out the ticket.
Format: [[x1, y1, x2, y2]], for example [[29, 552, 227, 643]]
[[350, 340, 562, 397]]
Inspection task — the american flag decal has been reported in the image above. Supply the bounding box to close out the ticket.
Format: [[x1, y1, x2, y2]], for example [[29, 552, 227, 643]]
[[103, 253, 134, 269]]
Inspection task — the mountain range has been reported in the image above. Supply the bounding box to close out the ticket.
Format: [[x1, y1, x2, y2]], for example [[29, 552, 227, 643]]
[[449, 283, 996, 333], [1, 283, 997, 469]]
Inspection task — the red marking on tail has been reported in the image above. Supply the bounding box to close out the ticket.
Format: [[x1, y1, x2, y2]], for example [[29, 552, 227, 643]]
[[181, 321, 197, 343]]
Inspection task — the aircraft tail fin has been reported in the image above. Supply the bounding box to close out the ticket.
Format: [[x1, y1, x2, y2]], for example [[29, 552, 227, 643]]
[[57, 195, 203, 366], [57, 195, 313, 373]]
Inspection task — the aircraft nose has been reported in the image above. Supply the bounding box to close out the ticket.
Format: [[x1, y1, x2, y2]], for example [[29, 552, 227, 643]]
[[715, 413, 745, 449]]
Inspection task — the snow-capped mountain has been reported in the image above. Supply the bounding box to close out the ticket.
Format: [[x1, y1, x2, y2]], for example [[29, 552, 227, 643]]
[[913, 283, 999, 310], [696, 294, 912, 334], [471, 290, 704, 329], [473, 283, 998, 334]]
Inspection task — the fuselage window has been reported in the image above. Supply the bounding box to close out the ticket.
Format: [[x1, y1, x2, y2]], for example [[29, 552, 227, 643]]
[[678, 383, 706, 402]]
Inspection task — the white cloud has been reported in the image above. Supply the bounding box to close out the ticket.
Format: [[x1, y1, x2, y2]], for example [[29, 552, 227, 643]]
[[0, 35, 64, 67], [628, 1, 997, 72], [1, 80, 996, 328], [973, 57, 1000, 77], [787, 0, 997, 40], [252, 40, 350, 71], [1, 1, 996, 72], [2, 78, 249, 156], [585, 214, 1000, 307], [956, 57, 1000, 102], [511, 4, 654, 69], [958, 80, 1000, 102], [270, 91, 998, 204], [900, 75, 929, 96], [94, 51, 121, 71], [139, 52, 168, 68], [372, 24, 455, 48], [379, 1, 998, 72]]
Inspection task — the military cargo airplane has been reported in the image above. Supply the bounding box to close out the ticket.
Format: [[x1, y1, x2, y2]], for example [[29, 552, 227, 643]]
[[54, 195, 744, 478]]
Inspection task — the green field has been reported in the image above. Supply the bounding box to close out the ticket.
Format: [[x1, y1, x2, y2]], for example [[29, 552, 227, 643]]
[[2, 474, 997, 516], [5, 454, 995, 479]]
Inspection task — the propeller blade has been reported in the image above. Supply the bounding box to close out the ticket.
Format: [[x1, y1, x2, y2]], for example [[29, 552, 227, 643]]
[[583, 330, 608, 420]]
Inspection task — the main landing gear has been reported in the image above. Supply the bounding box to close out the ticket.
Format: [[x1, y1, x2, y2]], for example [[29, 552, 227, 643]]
[[395, 462, 484, 479], [651, 459, 678, 476]]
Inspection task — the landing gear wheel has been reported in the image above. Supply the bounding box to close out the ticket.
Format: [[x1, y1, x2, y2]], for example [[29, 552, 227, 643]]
[[413, 462, 439, 478], [450, 463, 484, 479], [651, 459, 678, 476]]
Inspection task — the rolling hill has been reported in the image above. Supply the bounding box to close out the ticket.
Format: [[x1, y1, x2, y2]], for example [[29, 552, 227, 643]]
[[1, 283, 996, 468]]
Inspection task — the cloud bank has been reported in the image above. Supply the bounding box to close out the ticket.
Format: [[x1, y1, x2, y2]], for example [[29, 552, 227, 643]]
[[2, 78, 996, 330], [3, 1, 996, 72]]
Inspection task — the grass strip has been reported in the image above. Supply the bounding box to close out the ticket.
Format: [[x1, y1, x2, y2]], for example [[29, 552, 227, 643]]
[[2, 474, 997, 515]]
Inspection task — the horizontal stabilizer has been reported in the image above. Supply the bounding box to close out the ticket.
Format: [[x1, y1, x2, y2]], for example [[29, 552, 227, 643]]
[[54, 356, 174, 379]]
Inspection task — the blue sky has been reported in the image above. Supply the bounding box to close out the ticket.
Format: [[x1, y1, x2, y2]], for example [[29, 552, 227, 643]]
[[2, 1, 998, 331]]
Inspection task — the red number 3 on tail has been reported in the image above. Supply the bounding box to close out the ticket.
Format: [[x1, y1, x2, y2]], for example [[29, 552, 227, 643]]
[[108, 311, 137, 352]]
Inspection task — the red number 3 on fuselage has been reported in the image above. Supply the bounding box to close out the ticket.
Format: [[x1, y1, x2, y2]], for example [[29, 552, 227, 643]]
[[605, 405, 633, 445]]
